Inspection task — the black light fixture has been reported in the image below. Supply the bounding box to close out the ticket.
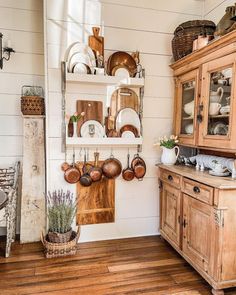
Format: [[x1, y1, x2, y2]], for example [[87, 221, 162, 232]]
[[0, 33, 15, 69]]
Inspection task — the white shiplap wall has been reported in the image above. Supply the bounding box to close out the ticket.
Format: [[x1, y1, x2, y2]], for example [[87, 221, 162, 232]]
[[204, 0, 235, 21], [0, 1, 44, 167], [44, 0, 204, 242], [0, 0, 44, 235]]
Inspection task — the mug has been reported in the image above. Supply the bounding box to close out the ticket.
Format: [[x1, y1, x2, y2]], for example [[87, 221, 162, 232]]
[[209, 103, 221, 116]]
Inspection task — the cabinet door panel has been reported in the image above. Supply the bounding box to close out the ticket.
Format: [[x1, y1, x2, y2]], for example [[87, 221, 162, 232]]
[[183, 194, 214, 275], [161, 182, 181, 248], [198, 53, 236, 150], [174, 69, 199, 146]]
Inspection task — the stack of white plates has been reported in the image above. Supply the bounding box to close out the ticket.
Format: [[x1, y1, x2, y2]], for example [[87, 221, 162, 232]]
[[64, 42, 96, 74]]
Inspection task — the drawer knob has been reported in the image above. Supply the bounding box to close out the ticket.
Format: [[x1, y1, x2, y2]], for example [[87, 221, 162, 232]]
[[193, 186, 200, 193], [168, 175, 173, 181]]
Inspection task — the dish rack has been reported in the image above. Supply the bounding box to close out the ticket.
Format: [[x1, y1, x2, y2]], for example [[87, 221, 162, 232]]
[[60, 61, 145, 152]]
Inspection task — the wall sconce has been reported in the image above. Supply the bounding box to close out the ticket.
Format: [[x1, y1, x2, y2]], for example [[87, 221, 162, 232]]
[[0, 33, 15, 70]]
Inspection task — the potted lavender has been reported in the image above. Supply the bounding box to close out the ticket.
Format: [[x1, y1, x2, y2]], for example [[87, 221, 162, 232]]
[[46, 190, 77, 243]]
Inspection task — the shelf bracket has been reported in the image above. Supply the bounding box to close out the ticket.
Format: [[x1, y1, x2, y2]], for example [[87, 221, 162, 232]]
[[61, 61, 66, 153]]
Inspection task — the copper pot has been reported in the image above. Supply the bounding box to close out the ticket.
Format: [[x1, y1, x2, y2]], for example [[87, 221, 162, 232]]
[[89, 152, 102, 182], [80, 154, 92, 187], [64, 152, 81, 184], [102, 154, 122, 179], [122, 153, 134, 181], [131, 154, 146, 180]]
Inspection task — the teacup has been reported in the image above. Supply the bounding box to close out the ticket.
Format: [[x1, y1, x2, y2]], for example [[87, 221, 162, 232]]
[[209, 103, 221, 116], [212, 163, 228, 174]]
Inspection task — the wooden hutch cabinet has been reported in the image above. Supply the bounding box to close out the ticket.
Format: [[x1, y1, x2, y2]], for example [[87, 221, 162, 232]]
[[172, 31, 236, 152], [159, 31, 236, 295]]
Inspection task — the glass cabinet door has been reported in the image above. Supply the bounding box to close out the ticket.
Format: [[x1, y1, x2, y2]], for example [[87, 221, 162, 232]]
[[207, 68, 231, 137], [198, 53, 236, 150], [175, 69, 199, 146]]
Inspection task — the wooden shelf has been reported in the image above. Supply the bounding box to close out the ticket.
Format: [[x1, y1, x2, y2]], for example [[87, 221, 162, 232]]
[[209, 114, 229, 119], [182, 116, 194, 121], [66, 137, 143, 147], [65, 72, 144, 88]]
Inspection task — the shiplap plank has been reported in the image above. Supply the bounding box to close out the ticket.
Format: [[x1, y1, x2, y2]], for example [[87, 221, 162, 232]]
[[2, 52, 44, 75], [0, 94, 21, 115], [0, 0, 42, 11], [0, 136, 23, 157], [204, 0, 227, 16], [46, 0, 202, 23], [0, 116, 22, 136], [204, 0, 234, 23], [0, 156, 22, 167], [46, 20, 173, 56], [100, 0, 203, 16], [0, 73, 44, 95], [78, 216, 159, 242], [1, 29, 43, 54], [101, 3, 200, 34], [0, 7, 43, 32]]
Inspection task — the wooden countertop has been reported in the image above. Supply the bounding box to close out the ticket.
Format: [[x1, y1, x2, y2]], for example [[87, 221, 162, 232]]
[[157, 164, 236, 189]]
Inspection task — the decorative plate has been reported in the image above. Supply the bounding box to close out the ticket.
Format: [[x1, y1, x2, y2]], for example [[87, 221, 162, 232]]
[[80, 120, 105, 138], [116, 108, 141, 134]]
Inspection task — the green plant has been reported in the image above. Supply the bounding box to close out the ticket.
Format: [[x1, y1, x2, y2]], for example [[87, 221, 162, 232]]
[[157, 135, 179, 149], [70, 112, 85, 123], [46, 190, 77, 234]]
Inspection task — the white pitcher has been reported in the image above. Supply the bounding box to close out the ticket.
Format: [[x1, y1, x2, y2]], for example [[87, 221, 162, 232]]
[[210, 87, 224, 103], [161, 146, 180, 165]]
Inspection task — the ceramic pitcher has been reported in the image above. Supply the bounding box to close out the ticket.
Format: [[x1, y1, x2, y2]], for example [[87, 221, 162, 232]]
[[210, 87, 224, 103], [161, 146, 180, 165]]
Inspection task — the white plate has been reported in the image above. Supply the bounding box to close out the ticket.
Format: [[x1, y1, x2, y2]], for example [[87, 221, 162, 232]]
[[80, 120, 105, 138], [73, 63, 91, 74], [116, 108, 140, 134], [65, 42, 96, 73], [209, 170, 230, 177], [68, 52, 94, 73], [121, 131, 135, 138], [114, 68, 130, 78]]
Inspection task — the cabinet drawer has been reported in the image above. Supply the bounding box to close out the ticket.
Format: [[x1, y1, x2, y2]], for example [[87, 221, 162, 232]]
[[182, 178, 213, 205], [160, 169, 181, 189]]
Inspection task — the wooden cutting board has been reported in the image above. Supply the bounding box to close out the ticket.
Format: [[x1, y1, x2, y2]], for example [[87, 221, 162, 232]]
[[88, 27, 104, 59], [76, 100, 103, 135], [110, 88, 139, 118], [76, 176, 115, 225]]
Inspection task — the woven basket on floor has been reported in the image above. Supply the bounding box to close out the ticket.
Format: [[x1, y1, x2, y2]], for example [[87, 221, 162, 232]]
[[172, 20, 216, 61], [48, 228, 72, 243], [41, 228, 80, 258]]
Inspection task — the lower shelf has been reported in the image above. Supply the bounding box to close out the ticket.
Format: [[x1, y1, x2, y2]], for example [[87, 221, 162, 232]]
[[66, 137, 143, 147]]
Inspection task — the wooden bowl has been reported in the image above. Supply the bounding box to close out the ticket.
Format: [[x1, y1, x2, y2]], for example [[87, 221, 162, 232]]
[[107, 51, 137, 77]]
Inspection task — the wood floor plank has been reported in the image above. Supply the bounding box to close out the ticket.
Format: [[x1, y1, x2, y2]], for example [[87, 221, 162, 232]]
[[0, 236, 236, 295]]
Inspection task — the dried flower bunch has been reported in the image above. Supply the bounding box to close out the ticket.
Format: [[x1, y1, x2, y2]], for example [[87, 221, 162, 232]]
[[154, 135, 179, 149], [47, 190, 77, 234]]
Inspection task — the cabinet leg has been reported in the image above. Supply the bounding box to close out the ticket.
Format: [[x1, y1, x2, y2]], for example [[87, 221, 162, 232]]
[[212, 288, 224, 295]]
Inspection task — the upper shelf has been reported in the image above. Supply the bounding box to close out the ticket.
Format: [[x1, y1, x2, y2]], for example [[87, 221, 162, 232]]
[[65, 72, 145, 88]]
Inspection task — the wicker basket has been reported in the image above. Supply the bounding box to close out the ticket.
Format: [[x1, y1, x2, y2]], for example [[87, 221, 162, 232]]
[[41, 228, 80, 258], [21, 86, 45, 115], [48, 228, 72, 243], [172, 20, 216, 61]]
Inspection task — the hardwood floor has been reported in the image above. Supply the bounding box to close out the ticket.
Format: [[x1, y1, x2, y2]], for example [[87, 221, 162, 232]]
[[0, 236, 236, 295]]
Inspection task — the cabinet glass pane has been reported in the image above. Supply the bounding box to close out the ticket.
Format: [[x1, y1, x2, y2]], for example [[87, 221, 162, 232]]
[[207, 67, 232, 136], [181, 80, 195, 135]]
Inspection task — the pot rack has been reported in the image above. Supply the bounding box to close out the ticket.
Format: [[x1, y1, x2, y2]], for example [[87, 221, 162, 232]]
[[61, 61, 145, 153]]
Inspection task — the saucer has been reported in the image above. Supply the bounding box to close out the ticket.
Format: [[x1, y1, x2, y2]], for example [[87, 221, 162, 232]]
[[209, 170, 230, 177]]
